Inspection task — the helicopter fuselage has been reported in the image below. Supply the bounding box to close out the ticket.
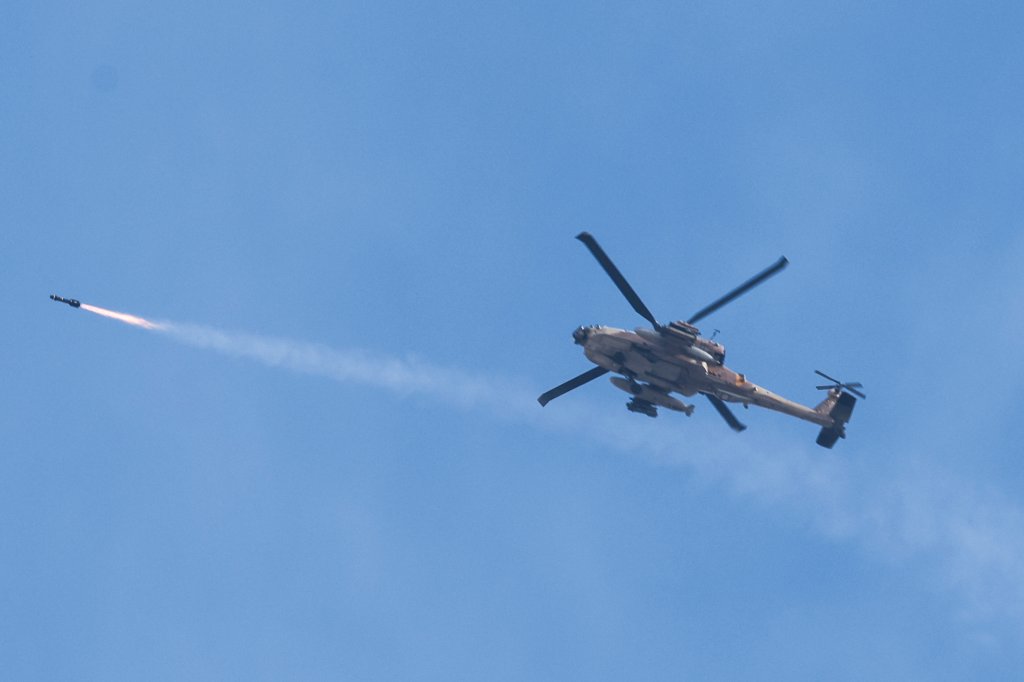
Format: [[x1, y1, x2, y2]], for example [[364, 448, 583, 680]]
[[576, 324, 836, 428], [537, 232, 859, 448]]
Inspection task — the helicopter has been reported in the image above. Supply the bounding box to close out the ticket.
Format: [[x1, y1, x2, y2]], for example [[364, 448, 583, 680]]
[[537, 233, 863, 448]]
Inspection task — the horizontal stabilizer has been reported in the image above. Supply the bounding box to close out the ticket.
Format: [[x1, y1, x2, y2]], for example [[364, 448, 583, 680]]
[[816, 427, 842, 449]]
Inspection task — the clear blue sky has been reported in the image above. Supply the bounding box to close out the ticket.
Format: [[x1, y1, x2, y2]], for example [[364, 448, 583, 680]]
[[4, 2, 1024, 679]]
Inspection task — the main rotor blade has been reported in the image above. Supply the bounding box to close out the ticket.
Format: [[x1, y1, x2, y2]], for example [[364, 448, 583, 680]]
[[576, 232, 660, 327], [687, 256, 789, 324], [705, 394, 747, 432], [537, 366, 610, 406]]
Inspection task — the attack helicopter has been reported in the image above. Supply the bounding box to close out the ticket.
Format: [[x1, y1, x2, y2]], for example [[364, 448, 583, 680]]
[[537, 233, 863, 448]]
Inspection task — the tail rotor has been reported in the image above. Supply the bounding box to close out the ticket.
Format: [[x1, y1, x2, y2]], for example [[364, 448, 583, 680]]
[[814, 370, 866, 400]]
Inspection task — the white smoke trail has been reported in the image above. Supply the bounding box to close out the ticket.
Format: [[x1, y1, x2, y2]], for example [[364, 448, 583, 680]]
[[159, 321, 526, 412], [154, 320, 1024, 631], [81, 303, 162, 330]]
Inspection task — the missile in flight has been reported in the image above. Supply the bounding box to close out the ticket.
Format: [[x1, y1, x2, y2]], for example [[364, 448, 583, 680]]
[[50, 294, 81, 308], [50, 295, 162, 329]]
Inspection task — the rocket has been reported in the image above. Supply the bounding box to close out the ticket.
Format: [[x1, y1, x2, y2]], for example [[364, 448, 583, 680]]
[[50, 294, 81, 308]]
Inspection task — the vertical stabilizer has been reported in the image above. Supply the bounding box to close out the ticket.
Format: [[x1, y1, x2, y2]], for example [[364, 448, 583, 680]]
[[815, 392, 856, 449]]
